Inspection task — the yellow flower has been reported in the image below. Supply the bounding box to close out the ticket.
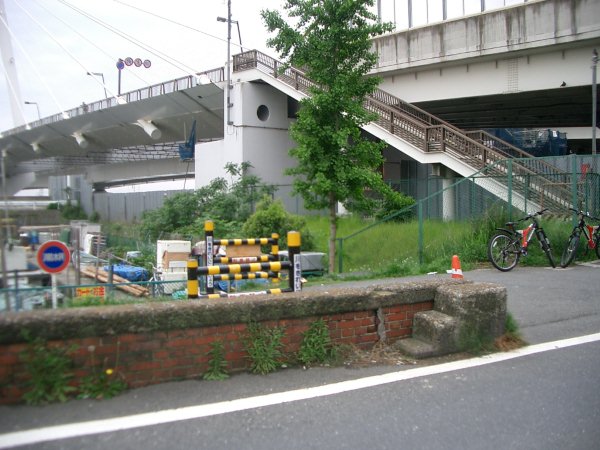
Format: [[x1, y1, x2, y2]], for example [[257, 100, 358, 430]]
[[105, 369, 114, 376]]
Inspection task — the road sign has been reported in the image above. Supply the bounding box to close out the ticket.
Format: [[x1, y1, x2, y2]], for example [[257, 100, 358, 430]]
[[37, 240, 71, 273]]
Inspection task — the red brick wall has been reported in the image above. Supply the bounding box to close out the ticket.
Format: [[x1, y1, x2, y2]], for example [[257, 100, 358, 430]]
[[0, 301, 433, 404]]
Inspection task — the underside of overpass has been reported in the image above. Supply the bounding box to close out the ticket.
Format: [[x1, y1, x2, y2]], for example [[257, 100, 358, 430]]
[[414, 85, 598, 153], [414, 86, 594, 130]]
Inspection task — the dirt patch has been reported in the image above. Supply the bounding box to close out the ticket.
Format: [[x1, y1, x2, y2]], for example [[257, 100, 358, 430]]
[[338, 341, 471, 369], [338, 334, 527, 369], [494, 334, 527, 352]]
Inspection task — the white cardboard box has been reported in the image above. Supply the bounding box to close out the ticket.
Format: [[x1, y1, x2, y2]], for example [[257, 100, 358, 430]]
[[156, 240, 191, 271]]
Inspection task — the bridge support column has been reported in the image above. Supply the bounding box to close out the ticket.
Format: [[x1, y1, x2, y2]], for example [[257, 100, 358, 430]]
[[434, 165, 457, 221]]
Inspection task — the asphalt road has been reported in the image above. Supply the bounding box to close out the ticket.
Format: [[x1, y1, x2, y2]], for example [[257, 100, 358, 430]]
[[1, 261, 599, 449]]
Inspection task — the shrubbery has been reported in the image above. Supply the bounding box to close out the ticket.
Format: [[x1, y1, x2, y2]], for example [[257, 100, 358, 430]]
[[242, 196, 315, 250], [139, 162, 275, 241]]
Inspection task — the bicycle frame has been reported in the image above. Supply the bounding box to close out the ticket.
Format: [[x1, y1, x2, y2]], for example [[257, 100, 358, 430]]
[[560, 208, 600, 268], [570, 209, 600, 249], [582, 223, 598, 249], [496, 218, 540, 254], [488, 208, 556, 271], [517, 222, 537, 252]]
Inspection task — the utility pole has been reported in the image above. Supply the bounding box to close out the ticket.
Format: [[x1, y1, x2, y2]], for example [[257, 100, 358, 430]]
[[592, 49, 598, 155], [226, 0, 233, 126]]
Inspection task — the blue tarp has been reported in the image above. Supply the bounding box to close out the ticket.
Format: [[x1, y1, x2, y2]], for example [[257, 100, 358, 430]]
[[103, 264, 149, 282], [178, 120, 196, 160]]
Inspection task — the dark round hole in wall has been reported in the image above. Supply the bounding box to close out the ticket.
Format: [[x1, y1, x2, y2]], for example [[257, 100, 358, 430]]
[[257, 104, 270, 122]]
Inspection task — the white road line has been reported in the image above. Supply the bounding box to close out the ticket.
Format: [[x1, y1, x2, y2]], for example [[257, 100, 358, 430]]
[[1, 332, 599, 449]]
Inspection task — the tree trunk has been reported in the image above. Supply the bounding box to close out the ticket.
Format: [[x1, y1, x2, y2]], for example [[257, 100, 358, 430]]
[[328, 192, 337, 274]]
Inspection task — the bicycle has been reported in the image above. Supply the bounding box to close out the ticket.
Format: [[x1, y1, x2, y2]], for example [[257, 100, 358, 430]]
[[559, 208, 600, 268], [487, 208, 556, 272]]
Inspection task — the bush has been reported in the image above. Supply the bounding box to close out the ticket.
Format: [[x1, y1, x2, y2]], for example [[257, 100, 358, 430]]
[[59, 201, 88, 221], [139, 163, 275, 241], [242, 196, 315, 250]]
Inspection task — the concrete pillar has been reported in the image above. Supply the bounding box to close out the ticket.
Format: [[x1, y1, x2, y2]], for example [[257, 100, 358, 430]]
[[434, 165, 457, 221], [442, 176, 456, 221]]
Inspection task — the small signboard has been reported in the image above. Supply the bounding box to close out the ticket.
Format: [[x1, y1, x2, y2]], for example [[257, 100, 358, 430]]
[[37, 240, 71, 274], [75, 286, 106, 298]]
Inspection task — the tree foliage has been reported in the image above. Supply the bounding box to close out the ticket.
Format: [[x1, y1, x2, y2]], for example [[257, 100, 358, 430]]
[[242, 195, 315, 250], [139, 163, 275, 241], [262, 0, 414, 272]]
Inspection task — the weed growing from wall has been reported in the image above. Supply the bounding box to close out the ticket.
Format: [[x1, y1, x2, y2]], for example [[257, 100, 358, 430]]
[[20, 333, 77, 405], [495, 313, 527, 351], [243, 322, 285, 375], [203, 341, 230, 380], [77, 343, 127, 400], [298, 318, 337, 366]]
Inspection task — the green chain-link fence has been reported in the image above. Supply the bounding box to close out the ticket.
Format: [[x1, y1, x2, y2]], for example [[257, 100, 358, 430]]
[[336, 154, 600, 273]]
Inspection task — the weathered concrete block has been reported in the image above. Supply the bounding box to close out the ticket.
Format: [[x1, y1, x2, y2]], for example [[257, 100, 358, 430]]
[[394, 337, 438, 359], [413, 310, 459, 355], [435, 282, 507, 339]]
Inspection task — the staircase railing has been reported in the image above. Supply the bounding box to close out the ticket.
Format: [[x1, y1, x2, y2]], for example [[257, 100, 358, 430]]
[[232, 50, 573, 213]]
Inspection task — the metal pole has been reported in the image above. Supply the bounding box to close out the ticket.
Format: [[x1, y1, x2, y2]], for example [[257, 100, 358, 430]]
[[418, 202, 424, 265], [1, 150, 10, 310], [116, 59, 124, 96], [87, 72, 108, 99], [234, 21, 243, 52], [226, 0, 232, 125], [592, 49, 598, 155], [24, 101, 40, 120]]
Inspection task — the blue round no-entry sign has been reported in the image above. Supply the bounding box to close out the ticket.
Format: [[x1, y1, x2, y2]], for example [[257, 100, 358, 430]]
[[37, 240, 71, 273]]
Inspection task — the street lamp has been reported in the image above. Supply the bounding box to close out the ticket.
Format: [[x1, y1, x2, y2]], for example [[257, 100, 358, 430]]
[[217, 16, 244, 52], [24, 101, 40, 120], [217, 1, 233, 126], [87, 71, 108, 99]]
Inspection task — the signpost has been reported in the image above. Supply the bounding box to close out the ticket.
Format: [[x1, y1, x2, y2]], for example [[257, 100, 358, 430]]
[[37, 240, 70, 308]]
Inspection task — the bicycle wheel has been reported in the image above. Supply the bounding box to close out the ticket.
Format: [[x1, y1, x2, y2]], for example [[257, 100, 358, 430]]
[[560, 231, 580, 268], [488, 232, 521, 272], [538, 230, 556, 268]]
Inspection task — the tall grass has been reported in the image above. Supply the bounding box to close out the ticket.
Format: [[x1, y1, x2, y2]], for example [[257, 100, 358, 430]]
[[304, 213, 585, 276]]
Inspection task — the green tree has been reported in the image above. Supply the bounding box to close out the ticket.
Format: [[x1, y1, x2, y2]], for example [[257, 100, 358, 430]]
[[262, 0, 413, 272], [242, 195, 315, 250], [139, 162, 275, 241]]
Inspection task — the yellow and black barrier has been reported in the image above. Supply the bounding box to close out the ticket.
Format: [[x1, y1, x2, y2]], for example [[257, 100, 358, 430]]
[[186, 221, 301, 298]]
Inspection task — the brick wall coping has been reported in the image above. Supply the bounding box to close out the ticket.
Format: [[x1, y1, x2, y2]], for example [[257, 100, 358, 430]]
[[0, 279, 469, 344]]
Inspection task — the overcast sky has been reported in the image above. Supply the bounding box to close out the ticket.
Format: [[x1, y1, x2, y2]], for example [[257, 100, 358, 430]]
[[0, 0, 286, 132], [0, 0, 526, 133]]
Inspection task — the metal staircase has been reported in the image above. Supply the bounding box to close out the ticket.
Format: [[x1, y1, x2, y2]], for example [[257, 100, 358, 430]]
[[232, 50, 574, 214]]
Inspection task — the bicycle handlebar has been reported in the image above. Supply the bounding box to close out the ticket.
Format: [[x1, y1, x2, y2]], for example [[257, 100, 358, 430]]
[[568, 208, 600, 221], [519, 208, 549, 222]]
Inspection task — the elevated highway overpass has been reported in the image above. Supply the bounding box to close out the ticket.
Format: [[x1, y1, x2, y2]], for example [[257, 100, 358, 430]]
[[0, 0, 598, 208], [371, 0, 600, 140], [0, 70, 225, 195]]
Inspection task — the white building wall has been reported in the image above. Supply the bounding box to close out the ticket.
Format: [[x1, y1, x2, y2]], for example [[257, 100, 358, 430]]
[[195, 77, 304, 211], [238, 82, 296, 185], [194, 138, 239, 187]]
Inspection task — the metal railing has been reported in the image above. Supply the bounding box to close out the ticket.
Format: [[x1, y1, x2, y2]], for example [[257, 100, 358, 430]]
[[335, 154, 599, 273], [2, 67, 226, 136]]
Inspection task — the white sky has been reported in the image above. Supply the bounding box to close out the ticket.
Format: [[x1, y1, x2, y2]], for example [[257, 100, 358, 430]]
[[1, 0, 525, 193], [0, 0, 527, 132], [0, 0, 285, 132]]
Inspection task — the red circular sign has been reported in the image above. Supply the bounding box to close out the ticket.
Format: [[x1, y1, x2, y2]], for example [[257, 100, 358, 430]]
[[37, 240, 71, 273]]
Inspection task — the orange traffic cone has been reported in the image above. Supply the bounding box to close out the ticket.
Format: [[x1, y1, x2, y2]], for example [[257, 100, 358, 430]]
[[447, 255, 464, 279]]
